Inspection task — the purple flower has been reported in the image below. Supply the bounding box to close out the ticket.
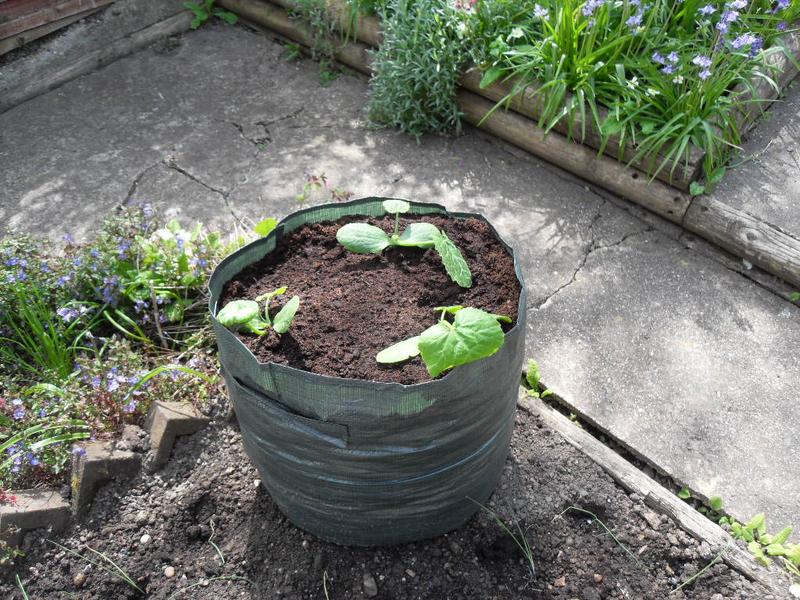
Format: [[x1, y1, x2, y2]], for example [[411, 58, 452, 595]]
[[533, 3, 548, 18], [39, 408, 47, 418], [699, 4, 716, 15], [778, 21, 788, 31], [730, 0, 747, 9], [732, 32, 758, 49], [72, 445, 87, 457], [107, 378, 120, 393], [667, 52, 679, 64], [699, 68, 712, 80], [57, 306, 80, 323], [582, 0, 605, 17], [662, 64, 677, 74], [693, 55, 713, 68], [91, 376, 102, 389], [124, 400, 138, 414], [13, 406, 25, 420], [626, 12, 643, 30], [27, 453, 41, 467], [90, 248, 101, 258], [57, 274, 72, 287]]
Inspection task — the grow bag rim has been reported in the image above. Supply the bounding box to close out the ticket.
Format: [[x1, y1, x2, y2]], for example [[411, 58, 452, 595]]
[[208, 197, 527, 391]]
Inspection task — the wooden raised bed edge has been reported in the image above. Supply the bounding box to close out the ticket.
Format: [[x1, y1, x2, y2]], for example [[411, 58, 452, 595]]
[[270, 0, 702, 191], [518, 393, 786, 595], [221, 0, 800, 287], [0, 0, 114, 41]]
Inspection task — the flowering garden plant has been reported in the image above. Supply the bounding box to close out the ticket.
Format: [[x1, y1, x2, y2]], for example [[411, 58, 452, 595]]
[[356, 0, 799, 186], [0, 206, 227, 492]]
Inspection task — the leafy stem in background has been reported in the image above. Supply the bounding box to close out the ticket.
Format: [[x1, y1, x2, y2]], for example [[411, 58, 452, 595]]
[[336, 200, 473, 287], [377, 305, 509, 377], [216, 287, 300, 336], [184, 0, 238, 29]]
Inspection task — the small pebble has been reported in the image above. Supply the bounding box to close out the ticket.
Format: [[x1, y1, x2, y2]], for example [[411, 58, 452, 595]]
[[73, 572, 86, 587], [363, 572, 378, 597], [164, 566, 176, 578], [593, 573, 604, 583], [140, 534, 152, 545], [789, 583, 800, 599]]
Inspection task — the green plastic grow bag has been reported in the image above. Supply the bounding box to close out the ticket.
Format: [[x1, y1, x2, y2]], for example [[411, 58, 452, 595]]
[[208, 198, 527, 545]]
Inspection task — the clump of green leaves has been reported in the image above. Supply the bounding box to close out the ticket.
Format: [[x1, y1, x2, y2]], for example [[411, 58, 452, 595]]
[[217, 287, 300, 336], [337, 199, 472, 287], [377, 305, 509, 377], [524, 359, 552, 398], [367, 0, 470, 138], [720, 513, 800, 573], [288, 0, 342, 85], [185, 0, 238, 29]]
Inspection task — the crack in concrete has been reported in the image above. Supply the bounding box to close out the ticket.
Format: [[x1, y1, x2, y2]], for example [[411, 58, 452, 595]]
[[122, 163, 160, 206], [530, 202, 651, 311], [229, 121, 271, 148], [162, 159, 246, 228]]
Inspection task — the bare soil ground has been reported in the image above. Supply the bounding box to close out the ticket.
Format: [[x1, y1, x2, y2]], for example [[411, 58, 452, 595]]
[[1, 392, 787, 600]]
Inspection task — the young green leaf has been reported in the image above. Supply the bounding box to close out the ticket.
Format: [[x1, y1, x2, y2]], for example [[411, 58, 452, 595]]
[[433, 305, 464, 316], [255, 286, 287, 303], [677, 487, 691, 500], [217, 300, 260, 329], [747, 513, 766, 534], [689, 181, 705, 196], [272, 296, 300, 334], [382, 199, 411, 214], [396, 222, 439, 248], [336, 223, 391, 254], [376, 336, 421, 364], [773, 526, 793, 545], [418, 307, 504, 377], [254, 218, 278, 237], [709, 496, 724, 512], [433, 231, 472, 288]]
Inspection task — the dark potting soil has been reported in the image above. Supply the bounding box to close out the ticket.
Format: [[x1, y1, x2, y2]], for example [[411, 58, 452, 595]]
[[1, 395, 786, 600], [220, 215, 521, 384]]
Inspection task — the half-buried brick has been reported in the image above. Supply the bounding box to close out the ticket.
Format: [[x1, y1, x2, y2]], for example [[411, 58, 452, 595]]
[[145, 401, 209, 470], [0, 489, 69, 546], [70, 441, 141, 515]]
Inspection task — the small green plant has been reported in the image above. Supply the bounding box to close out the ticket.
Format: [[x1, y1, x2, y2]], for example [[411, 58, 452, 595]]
[[282, 41, 304, 61], [678, 486, 692, 500], [377, 305, 508, 377], [472, 500, 535, 579], [15, 574, 29, 599], [288, 0, 341, 84], [184, 0, 238, 29], [524, 359, 553, 398], [559, 506, 643, 568], [720, 512, 800, 572], [217, 287, 300, 336], [367, 0, 470, 138], [47, 540, 143, 593], [337, 199, 472, 287], [791, 292, 800, 304]]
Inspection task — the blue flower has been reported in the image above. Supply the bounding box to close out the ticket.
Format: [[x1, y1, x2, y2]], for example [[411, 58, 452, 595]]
[[699, 4, 716, 15], [72, 445, 87, 457], [13, 406, 25, 420], [57, 307, 80, 323], [124, 400, 138, 413]]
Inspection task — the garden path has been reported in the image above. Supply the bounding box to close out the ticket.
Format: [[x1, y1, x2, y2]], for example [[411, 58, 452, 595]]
[[1, 22, 798, 539], [714, 78, 800, 244]]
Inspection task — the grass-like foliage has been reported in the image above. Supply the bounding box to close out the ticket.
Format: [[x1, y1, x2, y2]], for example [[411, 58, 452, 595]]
[[351, 0, 800, 184], [367, 0, 471, 138]]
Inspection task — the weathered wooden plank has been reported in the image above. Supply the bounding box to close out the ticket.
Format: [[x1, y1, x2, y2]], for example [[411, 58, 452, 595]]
[[0, 0, 112, 39], [0, 6, 99, 56], [518, 394, 785, 595], [0, 11, 193, 114], [458, 89, 691, 223], [684, 196, 800, 288]]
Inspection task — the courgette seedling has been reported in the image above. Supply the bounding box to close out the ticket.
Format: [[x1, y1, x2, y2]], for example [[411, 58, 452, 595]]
[[216, 286, 300, 336], [377, 305, 510, 377], [336, 200, 472, 288]]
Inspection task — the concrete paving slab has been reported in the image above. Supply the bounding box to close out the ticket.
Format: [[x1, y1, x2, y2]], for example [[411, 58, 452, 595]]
[[529, 231, 800, 538], [1, 22, 799, 538], [714, 79, 800, 246]]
